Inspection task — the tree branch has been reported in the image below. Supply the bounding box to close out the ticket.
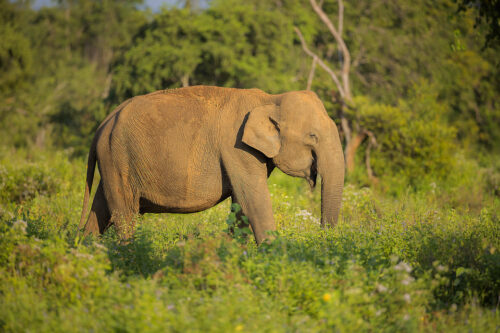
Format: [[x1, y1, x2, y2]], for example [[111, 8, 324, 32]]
[[306, 57, 317, 91], [101, 73, 112, 98], [181, 73, 190, 87], [294, 26, 345, 98], [310, 0, 352, 100], [352, 45, 365, 68]]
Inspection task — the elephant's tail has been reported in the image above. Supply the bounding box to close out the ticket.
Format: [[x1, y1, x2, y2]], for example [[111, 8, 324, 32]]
[[77, 135, 98, 236]]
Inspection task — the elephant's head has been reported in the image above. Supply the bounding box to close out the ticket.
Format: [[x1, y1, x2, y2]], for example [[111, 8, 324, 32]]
[[242, 90, 345, 227]]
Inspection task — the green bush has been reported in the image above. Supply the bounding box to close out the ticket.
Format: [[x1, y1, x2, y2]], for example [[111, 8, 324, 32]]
[[0, 154, 61, 205], [354, 83, 457, 188], [0, 150, 85, 239], [0, 151, 498, 332]]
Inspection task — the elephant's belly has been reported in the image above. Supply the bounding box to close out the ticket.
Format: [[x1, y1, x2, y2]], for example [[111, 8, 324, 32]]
[[138, 183, 232, 214], [139, 195, 230, 214]]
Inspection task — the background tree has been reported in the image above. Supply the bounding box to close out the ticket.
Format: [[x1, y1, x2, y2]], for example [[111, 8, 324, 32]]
[[111, 0, 300, 103], [456, 0, 500, 47], [295, 0, 366, 175], [0, 0, 498, 188]]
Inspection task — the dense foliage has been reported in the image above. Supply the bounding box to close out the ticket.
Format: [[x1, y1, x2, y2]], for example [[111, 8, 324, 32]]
[[1, 0, 499, 180], [0, 151, 499, 331], [0, 0, 499, 331]]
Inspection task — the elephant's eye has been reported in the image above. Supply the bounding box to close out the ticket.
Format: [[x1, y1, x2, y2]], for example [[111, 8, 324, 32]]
[[306, 132, 318, 145]]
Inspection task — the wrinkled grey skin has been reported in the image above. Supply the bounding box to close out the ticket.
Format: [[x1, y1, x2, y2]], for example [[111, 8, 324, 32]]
[[79, 86, 344, 244]]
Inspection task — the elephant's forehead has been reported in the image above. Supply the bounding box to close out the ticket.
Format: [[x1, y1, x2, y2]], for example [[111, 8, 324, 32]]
[[283, 96, 329, 125], [283, 92, 326, 112]]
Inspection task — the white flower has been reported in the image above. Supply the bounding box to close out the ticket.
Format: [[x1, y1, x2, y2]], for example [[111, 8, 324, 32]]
[[376, 284, 388, 293], [13, 220, 27, 234], [394, 262, 412, 273], [403, 294, 411, 303], [401, 276, 414, 285], [93, 242, 107, 251], [295, 209, 320, 224], [296, 210, 312, 217], [436, 265, 446, 272]]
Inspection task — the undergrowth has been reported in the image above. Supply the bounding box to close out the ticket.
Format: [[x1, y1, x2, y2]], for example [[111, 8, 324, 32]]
[[0, 149, 499, 332]]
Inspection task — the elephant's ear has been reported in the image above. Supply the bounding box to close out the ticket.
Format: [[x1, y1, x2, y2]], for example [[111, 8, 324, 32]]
[[242, 104, 281, 158]]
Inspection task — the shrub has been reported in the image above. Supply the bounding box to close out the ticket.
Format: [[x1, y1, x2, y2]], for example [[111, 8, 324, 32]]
[[0, 159, 59, 204], [354, 82, 457, 188], [0, 150, 498, 331]]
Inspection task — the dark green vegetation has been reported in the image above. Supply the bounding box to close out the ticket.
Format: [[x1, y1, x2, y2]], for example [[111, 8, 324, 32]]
[[1, 152, 499, 331], [1, 0, 499, 331]]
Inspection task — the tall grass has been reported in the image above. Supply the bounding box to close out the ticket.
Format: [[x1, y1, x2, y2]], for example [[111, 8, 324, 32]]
[[0, 149, 498, 332]]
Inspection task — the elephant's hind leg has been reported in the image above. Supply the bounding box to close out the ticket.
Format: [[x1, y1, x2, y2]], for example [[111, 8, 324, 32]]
[[82, 181, 111, 237], [102, 171, 139, 242]]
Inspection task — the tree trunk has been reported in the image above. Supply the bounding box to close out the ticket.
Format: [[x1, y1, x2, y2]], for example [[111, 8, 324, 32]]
[[345, 132, 365, 173], [181, 74, 190, 87]]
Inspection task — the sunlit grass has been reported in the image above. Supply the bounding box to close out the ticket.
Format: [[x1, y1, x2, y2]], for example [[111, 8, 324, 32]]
[[0, 150, 498, 332]]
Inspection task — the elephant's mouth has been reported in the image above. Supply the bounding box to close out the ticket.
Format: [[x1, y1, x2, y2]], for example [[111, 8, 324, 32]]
[[306, 151, 318, 190]]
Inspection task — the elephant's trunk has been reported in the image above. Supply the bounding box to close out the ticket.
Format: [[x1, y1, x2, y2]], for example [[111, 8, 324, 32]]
[[317, 136, 345, 227]]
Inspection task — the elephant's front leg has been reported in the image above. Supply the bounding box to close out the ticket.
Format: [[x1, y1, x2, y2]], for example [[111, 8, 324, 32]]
[[230, 176, 276, 244]]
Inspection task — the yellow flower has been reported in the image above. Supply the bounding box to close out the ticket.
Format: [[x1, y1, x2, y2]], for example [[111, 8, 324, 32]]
[[322, 293, 332, 302], [235, 324, 244, 331]]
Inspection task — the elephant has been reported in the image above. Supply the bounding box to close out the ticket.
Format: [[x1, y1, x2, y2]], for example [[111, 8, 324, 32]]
[[78, 86, 344, 244]]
